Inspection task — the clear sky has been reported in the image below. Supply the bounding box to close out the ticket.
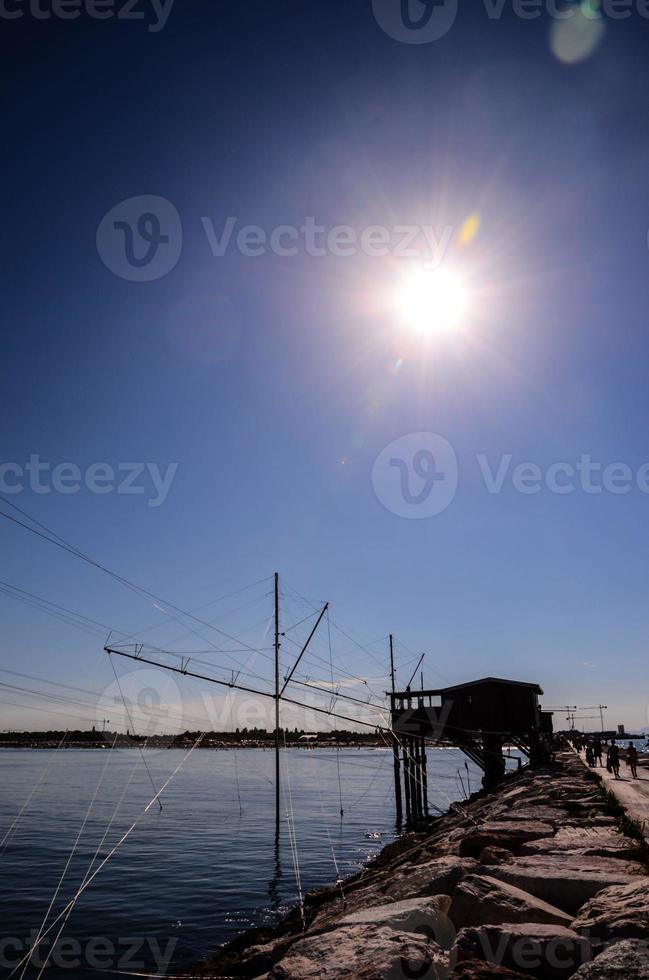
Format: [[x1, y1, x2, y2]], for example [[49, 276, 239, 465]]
[[2, 1, 649, 734]]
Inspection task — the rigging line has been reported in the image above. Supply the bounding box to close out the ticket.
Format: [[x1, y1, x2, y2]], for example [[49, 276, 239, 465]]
[[115, 575, 273, 645], [0, 730, 69, 857], [106, 649, 390, 744], [282, 731, 305, 932], [342, 752, 391, 811], [121, 642, 389, 717], [0, 696, 198, 734], [229, 691, 243, 815], [396, 638, 452, 686], [277, 596, 391, 701], [156, 591, 274, 657], [314, 774, 345, 907], [282, 608, 320, 634], [0, 504, 269, 657], [282, 583, 392, 676], [19, 733, 119, 980], [0, 688, 212, 736], [0, 587, 104, 640], [280, 631, 389, 700], [0, 680, 196, 732], [0, 577, 271, 685], [0, 680, 111, 712], [8, 733, 207, 980], [0, 580, 119, 635], [326, 607, 343, 818], [123, 641, 282, 695], [34, 735, 156, 980], [108, 655, 162, 811]]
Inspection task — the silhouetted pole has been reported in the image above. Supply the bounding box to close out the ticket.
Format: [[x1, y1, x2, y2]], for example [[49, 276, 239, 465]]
[[389, 635, 403, 826], [274, 571, 280, 839]]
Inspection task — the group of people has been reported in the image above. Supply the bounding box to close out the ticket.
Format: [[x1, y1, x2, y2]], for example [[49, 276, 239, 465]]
[[582, 736, 640, 779]]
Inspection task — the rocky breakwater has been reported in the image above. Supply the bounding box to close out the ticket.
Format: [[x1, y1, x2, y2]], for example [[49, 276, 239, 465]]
[[197, 752, 649, 979]]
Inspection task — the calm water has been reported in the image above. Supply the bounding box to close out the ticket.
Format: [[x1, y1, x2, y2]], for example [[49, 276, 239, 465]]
[[0, 747, 481, 978]]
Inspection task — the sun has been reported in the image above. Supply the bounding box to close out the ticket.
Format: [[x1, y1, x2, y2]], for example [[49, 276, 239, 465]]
[[397, 268, 468, 336]]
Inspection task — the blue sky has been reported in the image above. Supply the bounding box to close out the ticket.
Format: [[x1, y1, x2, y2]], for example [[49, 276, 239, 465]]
[[2, 2, 649, 732]]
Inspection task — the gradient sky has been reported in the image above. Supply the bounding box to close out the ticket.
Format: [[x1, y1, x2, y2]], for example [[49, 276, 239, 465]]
[[2, 1, 649, 733]]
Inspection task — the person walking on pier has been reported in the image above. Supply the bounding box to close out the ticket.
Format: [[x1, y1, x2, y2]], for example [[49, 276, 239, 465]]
[[593, 736, 603, 767], [609, 740, 621, 779], [627, 742, 639, 779]]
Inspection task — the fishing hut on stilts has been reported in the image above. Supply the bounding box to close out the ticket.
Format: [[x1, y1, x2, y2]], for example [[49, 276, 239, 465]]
[[390, 676, 553, 825]]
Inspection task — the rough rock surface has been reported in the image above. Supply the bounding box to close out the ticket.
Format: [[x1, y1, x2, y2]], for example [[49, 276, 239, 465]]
[[452, 923, 592, 979], [449, 874, 573, 930], [519, 826, 641, 859], [458, 821, 555, 858], [266, 923, 448, 980], [483, 854, 643, 915], [339, 895, 456, 950], [478, 847, 513, 866], [382, 856, 478, 901], [449, 960, 528, 978], [198, 753, 649, 979], [571, 939, 649, 978], [571, 879, 649, 943]]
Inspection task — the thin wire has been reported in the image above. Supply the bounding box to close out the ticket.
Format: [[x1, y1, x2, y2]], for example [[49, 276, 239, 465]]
[[20, 733, 119, 980], [8, 733, 207, 980], [326, 607, 343, 818], [282, 731, 305, 931], [34, 738, 155, 980], [229, 692, 243, 815], [109, 654, 162, 810], [0, 731, 68, 856]]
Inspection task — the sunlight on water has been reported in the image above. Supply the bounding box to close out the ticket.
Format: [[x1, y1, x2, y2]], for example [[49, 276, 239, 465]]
[[0, 747, 485, 977]]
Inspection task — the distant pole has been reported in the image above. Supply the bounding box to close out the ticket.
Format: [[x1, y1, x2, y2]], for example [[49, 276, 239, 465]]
[[389, 635, 403, 826], [599, 705, 607, 732], [274, 572, 280, 839]]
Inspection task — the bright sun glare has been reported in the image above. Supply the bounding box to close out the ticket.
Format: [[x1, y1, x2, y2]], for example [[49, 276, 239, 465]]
[[397, 269, 468, 337]]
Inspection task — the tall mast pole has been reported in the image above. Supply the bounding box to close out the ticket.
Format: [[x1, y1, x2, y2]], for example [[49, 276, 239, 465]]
[[274, 571, 280, 839], [389, 634, 403, 826]]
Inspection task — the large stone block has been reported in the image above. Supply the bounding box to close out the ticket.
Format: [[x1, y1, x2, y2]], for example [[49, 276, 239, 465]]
[[572, 879, 649, 944], [340, 895, 456, 950], [267, 923, 448, 980], [483, 854, 643, 915], [452, 923, 592, 979], [449, 874, 573, 930], [458, 822, 555, 859], [382, 856, 478, 901], [520, 827, 641, 859], [571, 939, 649, 978]]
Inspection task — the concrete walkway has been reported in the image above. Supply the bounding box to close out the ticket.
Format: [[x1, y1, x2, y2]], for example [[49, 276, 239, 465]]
[[577, 750, 649, 841]]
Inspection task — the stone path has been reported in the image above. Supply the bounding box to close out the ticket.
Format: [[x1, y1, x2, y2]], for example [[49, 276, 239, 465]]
[[577, 750, 649, 842]]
